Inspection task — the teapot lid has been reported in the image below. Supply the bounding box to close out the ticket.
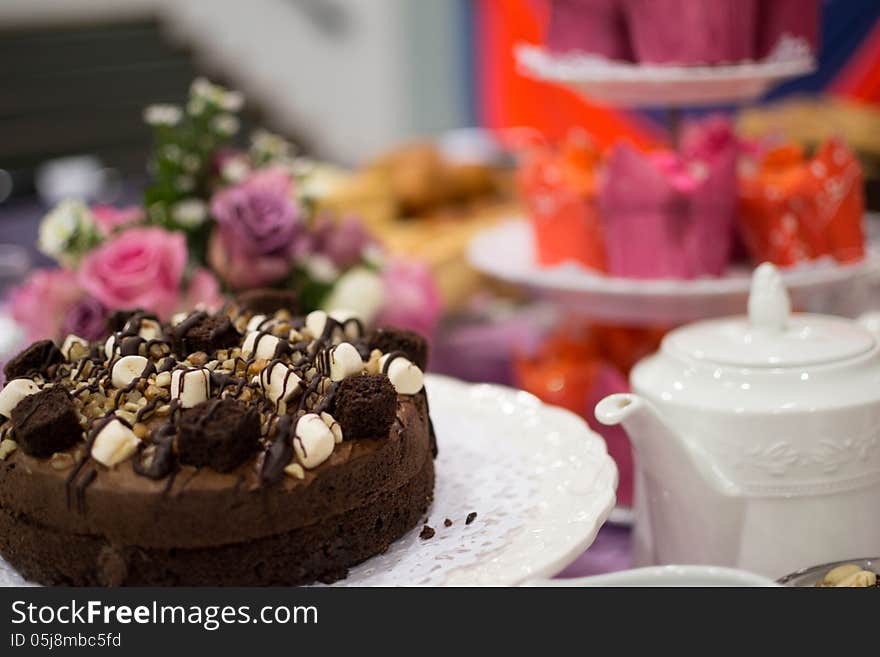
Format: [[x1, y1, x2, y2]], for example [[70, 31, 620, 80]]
[[665, 263, 875, 368]]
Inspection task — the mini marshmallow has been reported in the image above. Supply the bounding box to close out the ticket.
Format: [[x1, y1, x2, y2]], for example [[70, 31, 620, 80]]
[[328, 342, 363, 381], [170, 312, 189, 327], [246, 314, 274, 332], [259, 362, 302, 412], [112, 355, 149, 389], [330, 309, 363, 340], [241, 331, 280, 360], [380, 354, 424, 394], [171, 368, 211, 408], [320, 411, 343, 443], [0, 379, 40, 418], [91, 418, 140, 467], [104, 334, 118, 360], [60, 334, 89, 361], [305, 310, 328, 339], [138, 318, 163, 341], [293, 413, 335, 469], [305, 309, 362, 341]]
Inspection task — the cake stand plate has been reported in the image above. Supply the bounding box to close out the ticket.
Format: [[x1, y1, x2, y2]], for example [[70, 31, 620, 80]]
[[0, 374, 618, 587], [468, 219, 879, 325], [515, 44, 815, 107]]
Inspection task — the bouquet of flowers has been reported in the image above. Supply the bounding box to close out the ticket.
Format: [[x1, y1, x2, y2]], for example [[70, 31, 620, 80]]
[[6, 79, 442, 343]]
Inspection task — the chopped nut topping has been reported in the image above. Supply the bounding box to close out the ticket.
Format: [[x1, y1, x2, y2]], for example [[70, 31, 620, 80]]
[[49, 452, 74, 471], [0, 438, 18, 460]]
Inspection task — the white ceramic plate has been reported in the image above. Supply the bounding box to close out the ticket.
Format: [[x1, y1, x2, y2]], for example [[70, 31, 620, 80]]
[[515, 43, 815, 107], [0, 375, 618, 587], [468, 220, 878, 325]]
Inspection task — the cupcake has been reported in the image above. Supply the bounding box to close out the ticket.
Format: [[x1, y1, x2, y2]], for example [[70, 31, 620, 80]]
[[598, 117, 738, 279], [545, 0, 633, 61], [623, 0, 756, 65], [756, 0, 820, 60], [738, 139, 865, 266], [519, 133, 607, 271]]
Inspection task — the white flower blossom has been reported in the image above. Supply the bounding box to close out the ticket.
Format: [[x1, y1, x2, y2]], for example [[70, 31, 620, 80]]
[[143, 104, 182, 127], [221, 90, 244, 112], [302, 254, 340, 284], [190, 77, 213, 98], [176, 175, 195, 192], [161, 143, 183, 163], [187, 97, 206, 116], [221, 157, 250, 183], [182, 154, 201, 173], [211, 113, 240, 136], [362, 244, 386, 269], [171, 199, 207, 228], [251, 129, 293, 163], [297, 163, 347, 201], [290, 157, 316, 178], [37, 200, 94, 261], [322, 267, 384, 323], [190, 77, 243, 112]]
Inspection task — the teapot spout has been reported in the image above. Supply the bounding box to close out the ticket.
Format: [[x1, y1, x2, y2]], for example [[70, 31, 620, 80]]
[[595, 394, 739, 497]]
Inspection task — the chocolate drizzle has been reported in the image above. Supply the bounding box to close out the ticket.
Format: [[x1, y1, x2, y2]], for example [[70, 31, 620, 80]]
[[260, 416, 294, 486], [65, 415, 118, 513], [133, 423, 176, 480], [381, 351, 408, 375], [4, 301, 425, 499]]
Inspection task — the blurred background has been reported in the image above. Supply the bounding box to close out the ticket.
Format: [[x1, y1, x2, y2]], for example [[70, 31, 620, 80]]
[[1, 0, 880, 575], [2, 0, 877, 196]]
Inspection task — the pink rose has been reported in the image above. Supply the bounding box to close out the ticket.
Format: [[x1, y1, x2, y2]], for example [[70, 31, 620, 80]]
[[182, 267, 225, 311], [7, 268, 83, 341], [79, 227, 186, 319], [91, 205, 144, 237], [375, 259, 442, 337]]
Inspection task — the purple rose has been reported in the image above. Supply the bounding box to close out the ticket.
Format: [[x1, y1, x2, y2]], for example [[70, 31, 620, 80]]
[[209, 168, 308, 289], [311, 215, 374, 269], [62, 296, 107, 340]]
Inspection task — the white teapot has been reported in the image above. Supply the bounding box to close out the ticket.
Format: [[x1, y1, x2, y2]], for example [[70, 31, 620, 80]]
[[596, 263, 880, 578]]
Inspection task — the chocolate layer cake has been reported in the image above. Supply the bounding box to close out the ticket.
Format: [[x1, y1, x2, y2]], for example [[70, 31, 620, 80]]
[[0, 305, 436, 586]]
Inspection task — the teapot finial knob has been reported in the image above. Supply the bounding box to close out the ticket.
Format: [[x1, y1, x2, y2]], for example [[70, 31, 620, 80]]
[[749, 263, 790, 332]]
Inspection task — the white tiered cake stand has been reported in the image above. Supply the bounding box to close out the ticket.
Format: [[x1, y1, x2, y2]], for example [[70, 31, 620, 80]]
[[515, 43, 816, 107], [469, 219, 880, 326]]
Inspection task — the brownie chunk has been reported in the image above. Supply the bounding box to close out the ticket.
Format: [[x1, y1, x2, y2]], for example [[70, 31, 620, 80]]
[[333, 374, 397, 440], [172, 313, 240, 356], [11, 386, 82, 457], [235, 288, 300, 316], [367, 327, 429, 370], [3, 340, 63, 380], [177, 399, 260, 472], [106, 308, 155, 334]]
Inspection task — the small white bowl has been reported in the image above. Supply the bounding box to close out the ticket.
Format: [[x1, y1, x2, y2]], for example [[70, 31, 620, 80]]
[[525, 565, 779, 587]]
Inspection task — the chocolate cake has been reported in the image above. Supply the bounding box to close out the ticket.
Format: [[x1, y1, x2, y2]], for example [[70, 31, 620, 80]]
[[0, 306, 435, 586]]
